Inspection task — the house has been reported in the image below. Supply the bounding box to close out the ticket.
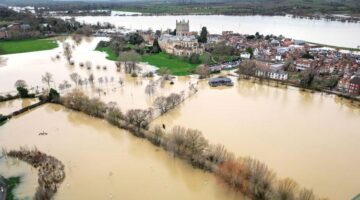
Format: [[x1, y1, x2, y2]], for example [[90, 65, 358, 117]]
[[338, 76, 351, 92], [255, 62, 288, 80], [348, 76, 360, 95], [208, 77, 234, 87], [295, 59, 314, 71], [240, 52, 251, 59]]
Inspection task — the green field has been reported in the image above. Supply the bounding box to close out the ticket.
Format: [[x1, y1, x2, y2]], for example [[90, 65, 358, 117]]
[[0, 39, 58, 55], [142, 52, 200, 76], [95, 47, 118, 61], [3, 176, 21, 200], [97, 47, 201, 76]]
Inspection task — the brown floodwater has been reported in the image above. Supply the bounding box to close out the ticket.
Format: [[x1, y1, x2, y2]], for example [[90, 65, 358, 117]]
[[153, 78, 360, 200], [0, 98, 38, 115], [0, 104, 246, 200]]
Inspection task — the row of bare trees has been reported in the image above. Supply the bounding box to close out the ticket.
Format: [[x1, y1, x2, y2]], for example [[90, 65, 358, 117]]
[[153, 93, 182, 115]]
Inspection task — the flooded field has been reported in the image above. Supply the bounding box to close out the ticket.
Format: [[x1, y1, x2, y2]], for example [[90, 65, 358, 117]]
[[0, 98, 38, 115], [0, 37, 194, 111], [153, 78, 360, 200], [0, 104, 245, 200]]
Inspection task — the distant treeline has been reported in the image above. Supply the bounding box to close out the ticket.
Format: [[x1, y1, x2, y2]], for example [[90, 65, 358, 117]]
[[1, 0, 360, 15]]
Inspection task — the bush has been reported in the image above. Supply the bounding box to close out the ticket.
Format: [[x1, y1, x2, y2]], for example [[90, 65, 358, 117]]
[[105, 106, 124, 127], [48, 88, 60, 103], [17, 86, 30, 98]]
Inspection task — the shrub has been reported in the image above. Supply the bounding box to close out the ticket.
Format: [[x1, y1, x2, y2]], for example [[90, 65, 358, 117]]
[[145, 125, 165, 146], [105, 106, 124, 127], [48, 88, 60, 103], [164, 126, 208, 166], [62, 90, 88, 111], [273, 178, 298, 200], [17, 86, 30, 98], [216, 158, 250, 193]]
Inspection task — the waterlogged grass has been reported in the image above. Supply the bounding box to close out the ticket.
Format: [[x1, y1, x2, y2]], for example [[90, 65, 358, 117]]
[[0, 39, 58, 55], [4, 176, 21, 200]]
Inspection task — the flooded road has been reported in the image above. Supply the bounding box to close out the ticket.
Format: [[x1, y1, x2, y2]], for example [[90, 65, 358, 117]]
[[153, 78, 360, 200], [0, 104, 245, 200]]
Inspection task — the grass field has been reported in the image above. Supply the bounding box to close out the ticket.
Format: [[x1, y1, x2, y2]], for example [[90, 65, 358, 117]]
[[0, 39, 58, 55], [95, 47, 118, 61], [142, 52, 200, 76], [4, 176, 21, 200], [96, 47, 201, 76]]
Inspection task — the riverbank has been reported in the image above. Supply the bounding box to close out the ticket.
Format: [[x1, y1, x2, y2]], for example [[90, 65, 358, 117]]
[[0, 39, 58, 55]]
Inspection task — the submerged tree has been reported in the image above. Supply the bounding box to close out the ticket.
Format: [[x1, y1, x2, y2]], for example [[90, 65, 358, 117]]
[[125, 109, 152, 132], [118, 50, 141, 74], [70, 72, 81, 87], [63, 42, 73, 62], [41, 72, 54, 89]]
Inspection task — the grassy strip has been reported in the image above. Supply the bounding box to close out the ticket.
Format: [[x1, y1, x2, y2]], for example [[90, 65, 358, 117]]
[[4, 177, 21, 200], [0, 39, 58, 55], [96, 47, 201, 76]]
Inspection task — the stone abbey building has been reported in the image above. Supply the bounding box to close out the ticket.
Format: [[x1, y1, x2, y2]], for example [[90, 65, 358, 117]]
[[159, 20, 204, 57]]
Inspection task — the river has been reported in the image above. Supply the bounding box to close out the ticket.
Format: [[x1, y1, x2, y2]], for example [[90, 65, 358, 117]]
[[73, 14, 360, 48]]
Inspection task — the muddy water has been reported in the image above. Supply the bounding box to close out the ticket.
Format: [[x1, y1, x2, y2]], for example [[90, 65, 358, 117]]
[[153, 78, 360, 200], [0, 104, 245, 200], [0, 98, 38, 115]]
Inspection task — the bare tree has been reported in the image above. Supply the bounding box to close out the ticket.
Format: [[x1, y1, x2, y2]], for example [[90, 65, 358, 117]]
[[125, 109, 152, 132], [274, 178, 299, 200], [105, 104, 124, 127], [297, 188, 315, 200], [145, 81, 156, 96], [118, 50, 141, 74], [42, 72, 54, 88], [70, 73, 81, 87], [14, 80, 27, 88], [88, 74, 94, 85], [63, 42, 73, 62], [196, 65, 210, 79], [153, 96, 168, 114]]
